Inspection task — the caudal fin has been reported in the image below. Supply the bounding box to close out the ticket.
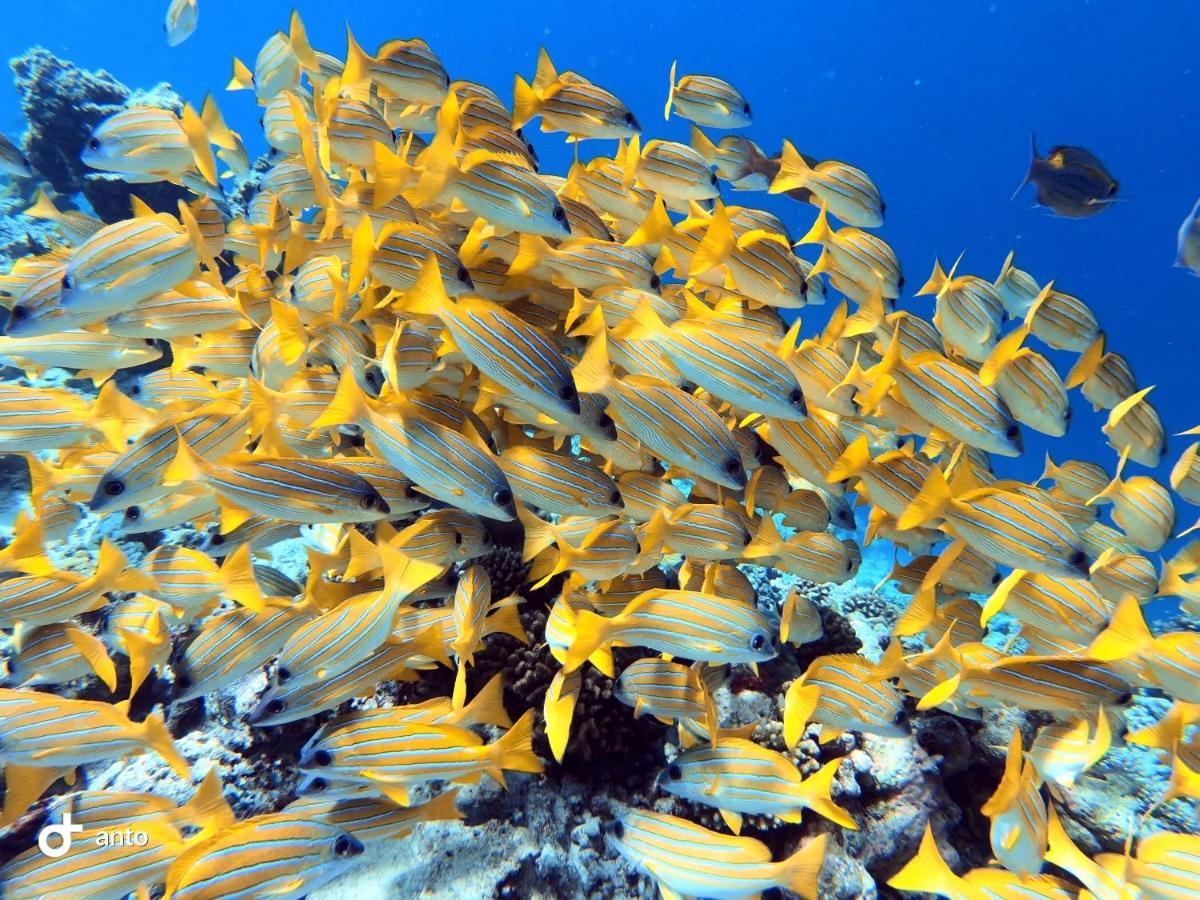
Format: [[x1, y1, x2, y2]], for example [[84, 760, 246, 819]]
[[797, 758, 857, 830], [1010, 131, 1039, 201], [886, 824, 965, 898], [144, 712, 191, 779], [562, 609, 614, 675], [776, 833, 828, 900], [486, 709, 544, 788]]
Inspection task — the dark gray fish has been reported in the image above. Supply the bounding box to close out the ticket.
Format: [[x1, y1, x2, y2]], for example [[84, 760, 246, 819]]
[[1013, 132, 1118, 218]]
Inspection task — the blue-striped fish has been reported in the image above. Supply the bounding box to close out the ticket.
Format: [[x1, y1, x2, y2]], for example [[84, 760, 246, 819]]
[[564, 588, 777, 677], [899, 467, 1089, 578], [513, 48, 639, 141], [0, 688, 189, 776], [664, 62, 751, 128], [659, 739, 855, 832], [981, 730, 1049, 875], [607, 810, 827, 900], [273, 545, 444, 689], [164, 436, 391, 526], [311, 373, 517, 521], [284, 789, 461, 845], [0, 540, 157, 631], [499, 445, 622, 517], [784, 652, 908, 747], [60, 214, 200, 323], [298, 709, 542, 806], [342, 28, 448, 107], [3, 622, 116, 691], [174, 598, 314, 701], [771, 141, 883, 228], [573, 332, 747, 489], [165, 813, 364, 900]]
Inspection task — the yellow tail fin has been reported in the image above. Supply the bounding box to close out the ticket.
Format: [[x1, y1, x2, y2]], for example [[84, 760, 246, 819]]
[[777, 833, 828, 900], [886, 825, 965, 898], [487, 709, 544, 787]]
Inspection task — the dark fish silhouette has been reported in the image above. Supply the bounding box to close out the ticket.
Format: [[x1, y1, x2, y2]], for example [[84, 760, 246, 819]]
[[1013, 133, 1118, 218]]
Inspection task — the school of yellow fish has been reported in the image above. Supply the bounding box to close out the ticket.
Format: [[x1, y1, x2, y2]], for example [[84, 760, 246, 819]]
[[0, 9, 1197, 899]]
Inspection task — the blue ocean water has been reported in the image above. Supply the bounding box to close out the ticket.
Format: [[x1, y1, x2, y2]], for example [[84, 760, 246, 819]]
[[2, 2, 1196, 495]]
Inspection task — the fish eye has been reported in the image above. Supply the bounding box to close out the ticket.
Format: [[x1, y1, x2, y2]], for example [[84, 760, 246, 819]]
[[334, 835, 355, 856], [453, 530, 463, 546], [991, 572, 1002, 585], [608, 489, 622, 506], [127, 383, 141, 396], [665, 764, 682, 780], [1069, 549, 1088, 571], [710, 172, 719, 186], [845, 557, 854, 572], [276, 666, 292, 683], [742, 102, 751, 116], [722, 457, 743, 477], [1004, 424, 1020, 441], [266, 698, 285, 715], [209, 533, 225, 546], [605, 820, 625, 839], [403, 484, 418, 499], [312, 749, 333, 767], [622, 112, 635, 126], [598, 413, 614, 429], [104, 479, 125, 497], [175, 674, 192, 690], [897, 275, 905, 290], [359, 493, 378, 510], [86, 137, 100, 151], [493, 488, 513, 507], [552, 205, 567, 222], [456, 265, 471, 284], [9, 304, 27, 321], [125, 506, 141, 522], [788, 388, 805, 407], [61, 274, 74, 291], [649, 274, 661, 291], [750, 633, 768, 652], [892, 708, 908, 726], [1116, 691, 1133, 705]]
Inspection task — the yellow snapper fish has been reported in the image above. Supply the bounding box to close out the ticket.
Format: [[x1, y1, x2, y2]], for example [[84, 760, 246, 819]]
[[981, 731, 1049, 875], [889, 823, 1078, 900], [1089, 595, 1200, 703], [283, 789, 462, 845], [606, 810, 828, 900], [0, 539, 157, 633], [563, 588, 777, 677], [165, 813, 364, 900], [297, 709, 543, 806], [1088, 449, 1176, 551], [899, 467, 1089, 578], [0, 817, 187, 900], [612, 657, 717, 741], [81, 105, 210, 186], [657, 739, 856, 833], [770, 140, 884, 228], [784, 652, 908, 747], [273, 545, 444, 689], [514, 48, 640, 142], [663, 61, 751, 128], [2, 622, 116, 691], [0, 379, 147, 454], [572, 331, 748, 489], [1027, 707, 1112, 787]]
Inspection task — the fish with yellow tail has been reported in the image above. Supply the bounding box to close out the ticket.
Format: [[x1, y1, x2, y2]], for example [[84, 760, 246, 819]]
[[769, 140, 883, 228], [513, 48, 640, 141], [657, 739, 856, 833], [563, 588, 777, 677], [888, 823, 1077, 899], [981, 730, 1049, 875], [297, 709, 543, 806], [606, 810, 828, 900], [164, 812, 363, 900], [784, 653, 908, 747], [898, 466, 1089, 578], [1089, 594, 1200, 703], [273, 542, 445, 690], [663, 61, 751, 128]]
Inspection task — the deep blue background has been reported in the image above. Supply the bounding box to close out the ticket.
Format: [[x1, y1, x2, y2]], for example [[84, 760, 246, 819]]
[[2, 2, 1197, 496]]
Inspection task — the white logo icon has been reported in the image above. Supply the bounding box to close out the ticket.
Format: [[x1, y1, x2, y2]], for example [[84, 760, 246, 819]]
[[38, 811, 83, 858]]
